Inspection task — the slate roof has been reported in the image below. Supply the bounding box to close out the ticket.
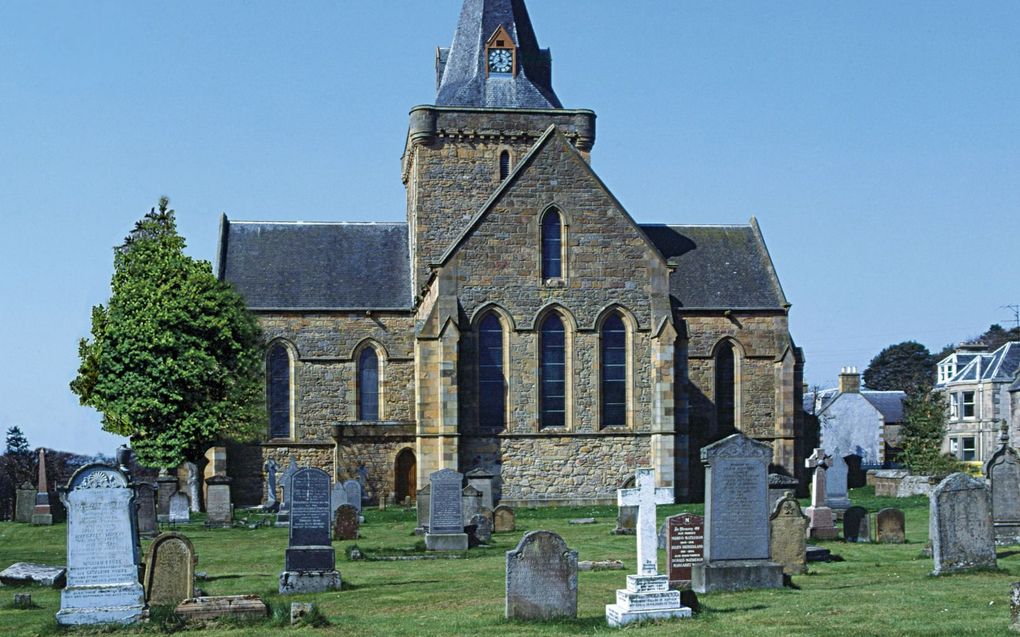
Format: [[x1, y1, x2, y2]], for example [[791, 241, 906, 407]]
[[804, 388, 907, 423], [641, 223, 789, 310], [436, 0, 562, 109], [217, 218, 412, 310], [943, 342, 1020, 385]]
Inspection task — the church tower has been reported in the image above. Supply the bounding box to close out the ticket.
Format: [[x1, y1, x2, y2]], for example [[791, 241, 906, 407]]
[[403, 0, 597, 296]]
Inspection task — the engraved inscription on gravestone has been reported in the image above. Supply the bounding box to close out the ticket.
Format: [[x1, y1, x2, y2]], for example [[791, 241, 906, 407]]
[[709, 460, 768, 561], [290, 469, 331, 548], [667, 514, 703, 589], [429, 469, 463, 534], [505, 531, 578, 620]]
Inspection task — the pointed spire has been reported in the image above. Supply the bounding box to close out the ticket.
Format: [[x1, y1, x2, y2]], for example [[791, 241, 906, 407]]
[[436, 0, 562, 109]]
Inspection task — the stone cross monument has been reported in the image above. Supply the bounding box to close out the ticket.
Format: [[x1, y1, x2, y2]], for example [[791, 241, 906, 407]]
[[805, 448, 837, 539], [605, 467, 691, 627]]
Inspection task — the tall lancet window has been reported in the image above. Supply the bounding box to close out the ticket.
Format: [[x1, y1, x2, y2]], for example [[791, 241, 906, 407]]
[[541, 209, 563, 279], [715, 342, 736, 433], [358, 347, 380, 421], [600, 314, 627, 427], [478, 313, 506, 428], [540, 314, 566, 428], [267, 343, 291, 438], [499, 150, 511, 181]]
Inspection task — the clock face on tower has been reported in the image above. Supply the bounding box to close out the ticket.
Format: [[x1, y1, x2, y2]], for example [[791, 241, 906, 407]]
[[488, 48, 513, 74]]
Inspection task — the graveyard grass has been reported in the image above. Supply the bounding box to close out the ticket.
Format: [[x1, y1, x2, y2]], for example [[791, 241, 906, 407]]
[[1, 487, 1017, 636]]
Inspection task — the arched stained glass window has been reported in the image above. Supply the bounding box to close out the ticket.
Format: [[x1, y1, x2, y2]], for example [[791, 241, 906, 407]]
[[358, 347, 380, 421], [715, 342, 735, 432], [601, 314, 627, 427], [478, 313, 506, 428], [540, 314, 566, 428], [268, 344, 291, 438], [541, 210, 562, 279], [499, 150, 511, 181]]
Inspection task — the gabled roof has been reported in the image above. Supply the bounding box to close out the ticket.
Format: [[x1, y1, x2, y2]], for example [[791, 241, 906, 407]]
[[217, 218, 412, 310], [641, 223, 789, 310], [942, 342, 1020, 385], [436, 0, 561, 109], [804, 388, 907, 423]]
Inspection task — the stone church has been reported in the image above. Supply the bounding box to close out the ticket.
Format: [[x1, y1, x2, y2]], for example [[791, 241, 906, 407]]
[[218, 0, 806, 506]]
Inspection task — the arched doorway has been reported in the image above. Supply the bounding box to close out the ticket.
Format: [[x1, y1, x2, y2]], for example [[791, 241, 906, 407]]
[[394, 448, 416, 503]]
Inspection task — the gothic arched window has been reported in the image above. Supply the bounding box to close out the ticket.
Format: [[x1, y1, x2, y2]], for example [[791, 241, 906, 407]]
[[478, 313, 506, 428], [715, 341, 736, 433], [601, 313, 627, 427], [540, 314, 566, 428], [541, 209, 563, 279], [267, 343, 291, 438], [358, 347, 380, 421], [499, 150, 511, 181]]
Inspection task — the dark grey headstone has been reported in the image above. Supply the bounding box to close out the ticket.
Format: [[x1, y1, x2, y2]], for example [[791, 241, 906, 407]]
[[876, 508, 905, 544], [613, 505, 638, 535], [134, 483, 158, 538], [429, 469, 464, 535], [986, 439, 1020, 544], [930, 472, 997, 575], [703, 437, 770, 561], [843, 506, 870, 542], [467, 513, 492, 546], [205, 475, 233, 527], [825, 452, 851, 510], [15, 482, 35, 523], [289, 468, 332, 549], [505, 531, 577, 620], [462, 484, 482, 525], [415, 484, 430, 533]]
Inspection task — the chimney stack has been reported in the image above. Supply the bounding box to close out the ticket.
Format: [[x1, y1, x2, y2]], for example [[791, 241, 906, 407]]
[[838, 366, 861, 394]]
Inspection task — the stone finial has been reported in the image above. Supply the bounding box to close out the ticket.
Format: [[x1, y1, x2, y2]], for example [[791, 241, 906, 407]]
[[1001, 419, 1010, 445]]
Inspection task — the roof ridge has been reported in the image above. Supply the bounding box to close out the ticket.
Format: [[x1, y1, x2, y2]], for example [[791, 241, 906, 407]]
[[231, 220, 407, 226]]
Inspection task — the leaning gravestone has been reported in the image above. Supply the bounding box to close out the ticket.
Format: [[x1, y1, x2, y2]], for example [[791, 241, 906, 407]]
[[134, 483, 158, 538], [665, 513, 704, 590], [825, 451, 852, 512], [15, 481, 35, 523], [605, 467, 690, 627], [505, 531, 577, 620], [57, 464, 145, 625], [333, 504, 359, 541], [692, 433, 783, 593], [985, 425, 1020, 545], [279, 467, 341, 593], [930, 472, 997, 575], [426, 468, 468, 551], [462, 484, 483, 524], [415, 484, 430, 535], [843, 506, 870, 543], [770, 491, 809, 575], [343, 479, 362, 514], [876, 508, 905, 544], [143, 533, 196, 606], [169, 492, 190, 524], [493, 504, 515, 533]]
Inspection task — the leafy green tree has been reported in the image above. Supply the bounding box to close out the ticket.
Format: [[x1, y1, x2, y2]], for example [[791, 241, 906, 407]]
[[973, 323, 1020, 351], [899, 392, 960, 477], [71, 197, 264, 469], [4, 427, 29, 456], [862, 341, 936, 393]]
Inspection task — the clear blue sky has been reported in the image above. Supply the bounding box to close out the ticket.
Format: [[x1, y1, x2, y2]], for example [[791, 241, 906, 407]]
[[1, 1, 1017, 455]]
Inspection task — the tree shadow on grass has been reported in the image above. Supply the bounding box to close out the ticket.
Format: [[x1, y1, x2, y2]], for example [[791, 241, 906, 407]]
[[701, 604, 769, 614]]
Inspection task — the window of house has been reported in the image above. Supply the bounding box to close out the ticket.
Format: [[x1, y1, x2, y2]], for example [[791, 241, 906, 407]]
[[499, 150, 511, 181], [358, 347, 380, 421], [478, 313, 506, 428], [715, 341, 736, 432], [962, 391, 975, 418], [267, 343, 291, 438], [541, 209, 562, 280], [961, 436, 976, 461], [950, 393, 959, 419], [601, 313, 627, 427], [539, 314, 566, 428]]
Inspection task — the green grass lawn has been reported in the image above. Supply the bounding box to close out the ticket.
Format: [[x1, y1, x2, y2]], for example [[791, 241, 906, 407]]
[[0, 487, 1016, 636]]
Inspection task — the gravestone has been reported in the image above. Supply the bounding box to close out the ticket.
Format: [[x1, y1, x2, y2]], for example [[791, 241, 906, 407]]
[[930, 472, 997, 575], [263, 457, 279, 508], [426, 468, 468, 551], [143, 533, 196, 606], [505, 531, 578, 620], [415, 484, 430, 534], [57, 464, 145, 625], [843, 506, 870, 543], [768, 473, 800, 513], [876, 508, 905, 544], [1012, 582, 1020, 633], [770, 491, 809, 575], [692, 434, 783, 594], [276, 458, 299, 527], [279, 467, 341, 593], [462, 484, 483, 524], [0, 562, 67, 588], [825, 451, 852, 511], [156, 471, 178, 522], [330, 482, 348, 517], [467, 512, 492, 546], [202, 446, 227, 505], [343, 479, 363, 514], [465, 467, 495, 510], [184, 462, 201, 513], [169, 492, 190, 524], [134, 483, 158, 538], [493, 504, 515, 533], [333, 504, 359, 541], [985, 424, 1020, 545], [175, 595, 269, 622], [205, 475, 233, 527], [605, 467, 691, 627], [613, 505, 638, 535], [31, 448, 53, 526], [805, 448, 837, 540], [15, 481, 35, 523], [665, 513, 704, 590]]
